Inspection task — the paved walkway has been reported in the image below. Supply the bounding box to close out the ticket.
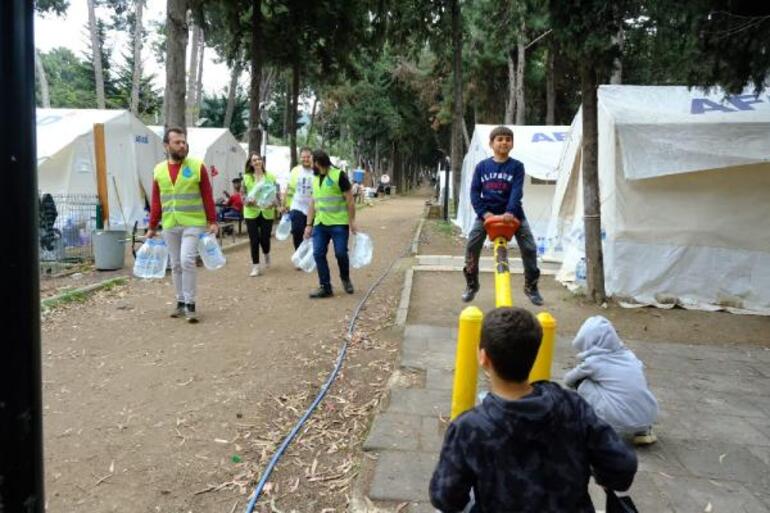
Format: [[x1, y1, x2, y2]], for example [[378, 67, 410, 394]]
[[361, 312, 770, 512]]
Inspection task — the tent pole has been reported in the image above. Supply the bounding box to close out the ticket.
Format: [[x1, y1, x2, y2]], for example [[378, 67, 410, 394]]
[[0, 0, 46, 511], [94, 123, 110, 228]]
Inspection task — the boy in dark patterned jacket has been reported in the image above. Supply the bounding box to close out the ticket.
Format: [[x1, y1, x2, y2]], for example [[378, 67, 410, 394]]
[[430, 307, 637, 512]]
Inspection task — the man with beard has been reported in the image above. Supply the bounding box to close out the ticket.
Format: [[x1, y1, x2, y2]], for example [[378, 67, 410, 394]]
[[303, 150, 357, 298], [146, 127, 218, 322]]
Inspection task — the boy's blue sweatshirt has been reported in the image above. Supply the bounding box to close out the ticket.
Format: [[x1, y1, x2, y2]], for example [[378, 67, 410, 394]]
[[470, 156, 526, 221], [429, 381, 638, 513]]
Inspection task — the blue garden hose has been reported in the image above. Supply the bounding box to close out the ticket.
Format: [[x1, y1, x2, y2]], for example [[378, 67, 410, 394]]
[[244, 244, 408, 513]]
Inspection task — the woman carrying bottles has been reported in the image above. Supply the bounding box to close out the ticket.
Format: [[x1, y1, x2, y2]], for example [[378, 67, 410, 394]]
[[243, 153, 281, 276]]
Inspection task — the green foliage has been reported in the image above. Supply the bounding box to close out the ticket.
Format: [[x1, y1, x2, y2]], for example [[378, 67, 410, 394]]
[[37, 47, 98, 108], [199, 91, 250, 139], [112, 50, 162, 117]]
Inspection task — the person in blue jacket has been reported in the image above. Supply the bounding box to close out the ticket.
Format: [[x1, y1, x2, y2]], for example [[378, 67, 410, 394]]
[[463, 126, 543, 305]]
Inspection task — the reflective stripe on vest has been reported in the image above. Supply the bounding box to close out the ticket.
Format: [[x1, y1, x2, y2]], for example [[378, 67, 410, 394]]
[[312, 167, 349, 226], [153, 158, 206, 229]]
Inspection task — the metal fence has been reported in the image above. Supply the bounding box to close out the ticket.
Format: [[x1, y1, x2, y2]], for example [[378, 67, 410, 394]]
[[39, 193, 100, 263]]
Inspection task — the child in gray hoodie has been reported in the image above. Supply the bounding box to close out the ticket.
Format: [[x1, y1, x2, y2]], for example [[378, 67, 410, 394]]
[[564, 315, 659, 445]]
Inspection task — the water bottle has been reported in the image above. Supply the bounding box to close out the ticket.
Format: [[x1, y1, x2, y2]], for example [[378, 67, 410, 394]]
[[351, 232, 373, 268], [275, 214, 292, 241], [133, 243, 151, 278], [537, 236, 546, 257], [148, 239, 168, 278], [197, 233, 226, 270], [576, 256, 587, 287]]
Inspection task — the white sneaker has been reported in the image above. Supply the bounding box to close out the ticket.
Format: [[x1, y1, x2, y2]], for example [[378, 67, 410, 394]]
[[264, 253, 271, 267], [249, 264, 261, 277]]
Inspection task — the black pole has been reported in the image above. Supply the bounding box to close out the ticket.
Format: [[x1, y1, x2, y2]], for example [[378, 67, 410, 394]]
[[0, 1, 45, 512]]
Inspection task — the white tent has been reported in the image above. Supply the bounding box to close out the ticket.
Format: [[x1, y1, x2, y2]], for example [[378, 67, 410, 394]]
[[547, 85, 770, 315], [150, 127, 247, 199], [37, 108, 164, 228], [454, 124, 569, 240], [240, 143, 293, 190]]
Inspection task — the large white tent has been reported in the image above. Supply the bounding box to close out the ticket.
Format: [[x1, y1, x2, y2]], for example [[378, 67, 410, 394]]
[[37, 108, 164, 228], [454, 124, 569, 240], [546, 85, 770, 315], [150, 127, 247, 198]]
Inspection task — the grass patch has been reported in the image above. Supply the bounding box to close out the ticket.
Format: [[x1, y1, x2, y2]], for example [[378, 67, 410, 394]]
[[434, 220, 457, 237], [41, 277, 128, 311]]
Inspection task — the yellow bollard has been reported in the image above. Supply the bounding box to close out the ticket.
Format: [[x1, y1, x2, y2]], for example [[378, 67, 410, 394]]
[[529, 312, 557, 383], [493, 237, 512, 307], [450, 306, 484, 420]]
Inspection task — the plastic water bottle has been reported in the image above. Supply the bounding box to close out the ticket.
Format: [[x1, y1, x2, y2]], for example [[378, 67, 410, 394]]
[[350, 232, 373, 268], [537, 236, 546, 257], [148, 239, 168, 278], [275, 214, 292, 241], [197, 233, 226, 270], [575, 256, 587, 287]]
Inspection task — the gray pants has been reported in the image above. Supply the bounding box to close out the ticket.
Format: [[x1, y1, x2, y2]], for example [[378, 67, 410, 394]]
[[464, 218, 540, 284], [163, 226, 204, 304]]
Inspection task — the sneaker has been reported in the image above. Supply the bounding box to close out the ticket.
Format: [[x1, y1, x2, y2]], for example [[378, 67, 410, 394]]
[[524, 281, 544, 306], [170, 301, 186, 318], [249, 264, 261, 277], [632, 428, 657, 446], [185, 303, 199, 324], [342, 279, 354, 294], [309, 286, 333, 299], [264, 253, 271, 268]]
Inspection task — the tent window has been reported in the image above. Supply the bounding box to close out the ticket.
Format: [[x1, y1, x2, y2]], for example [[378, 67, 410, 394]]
[[530, 177, 556, 185]]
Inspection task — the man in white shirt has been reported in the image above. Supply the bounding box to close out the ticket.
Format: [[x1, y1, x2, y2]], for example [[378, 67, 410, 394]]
[[283, 147, 316, 250]]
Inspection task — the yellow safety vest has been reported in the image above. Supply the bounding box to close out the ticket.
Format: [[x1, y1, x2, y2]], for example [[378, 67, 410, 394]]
[[243, 172, 278, 220], [312, 167, 349, 226], [153, 158, 206, 229], [285, 165, 303, 208]]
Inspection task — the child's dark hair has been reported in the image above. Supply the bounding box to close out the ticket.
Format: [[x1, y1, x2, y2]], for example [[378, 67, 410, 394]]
[[489, 126, 513, 142], [480, 307, 542, 382], [312, 149, 332, 168]]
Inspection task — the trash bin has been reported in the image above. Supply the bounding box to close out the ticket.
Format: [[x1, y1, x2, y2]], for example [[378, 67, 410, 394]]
[[92, 228, 127, 270]]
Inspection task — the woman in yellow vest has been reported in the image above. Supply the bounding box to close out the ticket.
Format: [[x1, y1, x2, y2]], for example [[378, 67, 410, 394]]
[[303, 150, 358, 298], [243, 153, 281, 276]]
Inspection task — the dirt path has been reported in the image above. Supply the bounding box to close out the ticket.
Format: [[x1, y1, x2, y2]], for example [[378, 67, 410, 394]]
[[42, 193, 427, 513]]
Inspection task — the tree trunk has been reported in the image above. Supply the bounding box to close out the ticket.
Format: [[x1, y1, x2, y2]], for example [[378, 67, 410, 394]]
[[289, 59, 300, 167], [223, 61, 241, 129], [580, 65, 606, 303], [164, 0, 188, 128], [504, 50, 515, 124], [248, 0, 263, 155], [195, 37, 204, 123], [186, 19, 200, 126], [282, 75, 290, 139], [461, 115, 470, 150], [87, 0, 106, 109], [259, 66, 275, 105], [130, 0, 144, 115], [34, 49, 50, 108], [450, 0, 463, 213], [305, 95, 318, 145], [515, 24, 526, 125], [545, 46, 555, 125], [610, 27, 624, 85]]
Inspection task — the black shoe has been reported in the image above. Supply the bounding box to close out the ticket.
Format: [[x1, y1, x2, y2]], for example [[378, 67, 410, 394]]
[[185, 303, 199, 323], [342, 279, 354, 294], [309, 286, 333, 299], [461, 270, 480, 303], [524, 281, 544, 306], [170, 301, 186, 318]]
